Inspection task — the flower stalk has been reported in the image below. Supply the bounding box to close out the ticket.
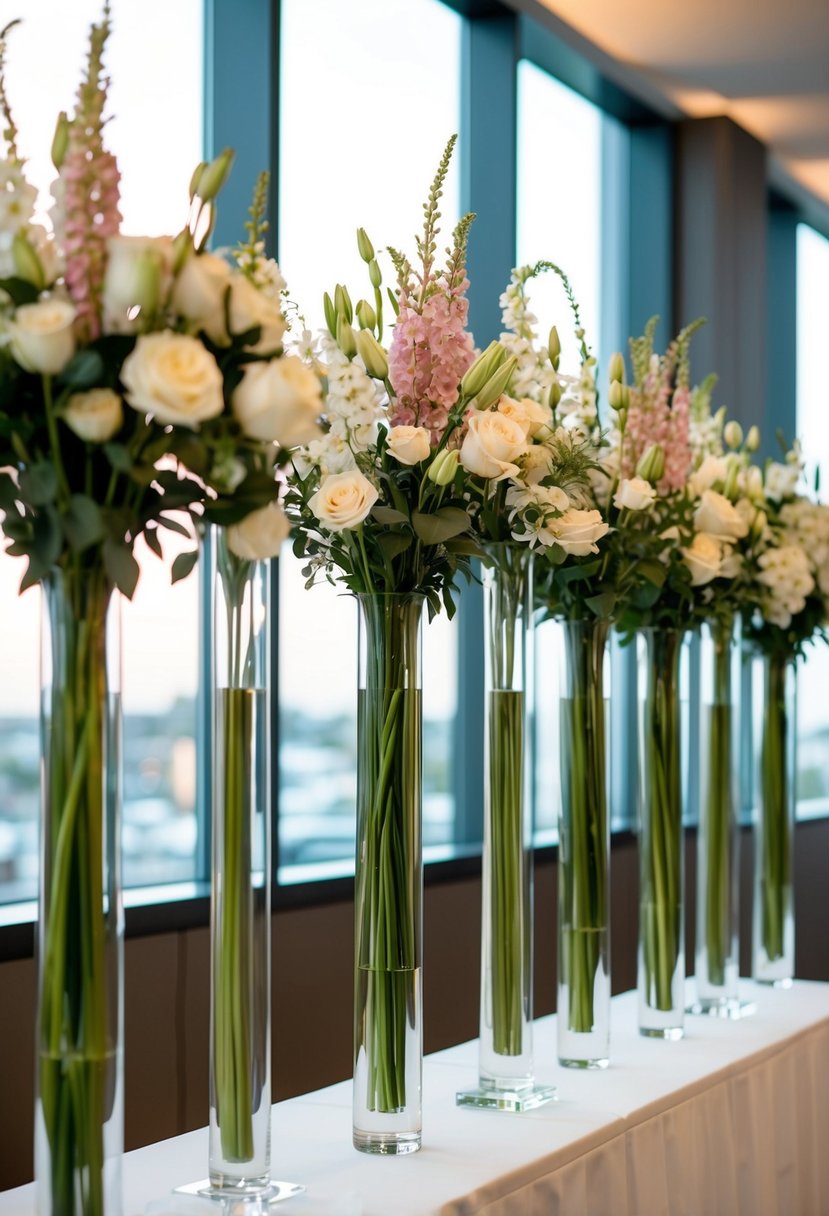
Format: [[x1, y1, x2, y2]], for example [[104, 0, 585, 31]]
[[758, 651, 792, 965]]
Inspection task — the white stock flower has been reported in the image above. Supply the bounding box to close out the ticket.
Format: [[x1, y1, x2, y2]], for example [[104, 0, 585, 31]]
[[687, 455, 728, 499], [550, 508, 608, 556], [102, 235, 172, 334], [460, 410, 528, 481], [121, 331, 224, 428], [682, 532, 724, 586], [386, 425, 430, 465], [308, 469, 378, 532], [226, 501, 290, 561], [694, 489, 749, 541], [613, 477, 656, 511], [63, 388, 124, 443], [232, 356, 323, 447], [9, 299, 76, 375], [506, 483, 570, 547], [764, 461, 800, 502], [0, 159, 37, 232], [756, 544, 814, 626]]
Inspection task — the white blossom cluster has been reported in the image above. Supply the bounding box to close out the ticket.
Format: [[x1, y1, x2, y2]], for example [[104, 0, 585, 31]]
[[293, 330, 384, 478], [498, 277, 557, 403], [234, 239, 286, 302], [756, 544, 816, 628], [0, 156, 43, 279]]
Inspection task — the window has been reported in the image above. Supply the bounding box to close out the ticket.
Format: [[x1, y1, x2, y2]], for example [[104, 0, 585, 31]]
[[796, 222, 829, 815], [277, 0, 464, 878], [0, 0, 204, 904]]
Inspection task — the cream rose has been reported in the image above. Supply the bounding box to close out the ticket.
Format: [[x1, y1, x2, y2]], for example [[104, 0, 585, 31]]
[[613, 477, 656, 511], [386, 425, 430, 465], [308, 469, 378, 532], [497, 394, 552, 439], [9, 298, 76, 375], [204, 272, 286, 353], [63, 388, 124, 443], [460, 410, 527, 481], [550, 508, 609, 556], [682, 532, 723, 586], [694, 489, 749, 541], [232, 356, 323, 447], [687, 455, 727, 499], [102, 235, 172, 335], [121, 331, 224, 428], [171, 250, 232, 327], [226, 501, 290, 561]]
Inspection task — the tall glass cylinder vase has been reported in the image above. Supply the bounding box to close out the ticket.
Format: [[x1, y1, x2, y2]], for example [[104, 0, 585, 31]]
[[208, 530, 272, 1194], [557, 618, 611, 1068], [36, 566, 123, 1216], [353, 593, 423, 1155], [637, 628, 687, 1038], [695, 615, 741, 1014], [752, 649, 796, 985], [457, 546, 554, 1111]]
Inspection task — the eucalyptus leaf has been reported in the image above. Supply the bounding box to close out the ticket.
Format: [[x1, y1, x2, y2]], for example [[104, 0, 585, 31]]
[[32, 505, 62, 568], [104, 443, 133, 472], [64, 494, 104, 552], [19, 462, 57, 506], [411, 506, 470, 545], [585, 592, 616, 619], [171, 548, 199, 584], [144, 525, 163, 560], [59, 349, 105, 389], [158, 514, 192, 538], [103, 540, 140, 600], [372, 505, 409, 526], [376, 531, 411, 561]]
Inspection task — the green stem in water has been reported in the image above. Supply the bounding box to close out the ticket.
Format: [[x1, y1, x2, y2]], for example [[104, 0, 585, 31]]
[[703, 618, 736, 987], [760, 652, 791, 963]]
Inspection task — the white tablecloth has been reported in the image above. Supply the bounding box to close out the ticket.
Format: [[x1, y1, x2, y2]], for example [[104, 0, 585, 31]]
[[2, 982, 828, 1215]]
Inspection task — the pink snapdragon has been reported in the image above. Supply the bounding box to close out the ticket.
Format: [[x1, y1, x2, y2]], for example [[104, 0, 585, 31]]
[[623, 359, 692, 493]]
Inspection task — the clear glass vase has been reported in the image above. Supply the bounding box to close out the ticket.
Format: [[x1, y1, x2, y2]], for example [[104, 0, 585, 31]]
[[457, 546, 554, 1111], [557, 618, 611, 1068], [36, 567, 123, 1216], [694, 615, 741, 1014], [752, 649, 796, 985], [353, 593, 424, 1155], [637, 628, 688, 1038], [208, 530, 272, 1193]]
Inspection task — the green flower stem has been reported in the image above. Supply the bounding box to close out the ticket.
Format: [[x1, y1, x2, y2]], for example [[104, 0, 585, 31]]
[[760, 652, 790, 962], [560, 619, 608, 1033], [484, 546, 529, 1058], [641, 630, 683, 1011], [355, 595, 422, 1114], [703, 620, 734, 987], [38, 567, 113, 1216]]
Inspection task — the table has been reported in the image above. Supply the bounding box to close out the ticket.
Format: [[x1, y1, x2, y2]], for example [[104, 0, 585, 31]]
[[3, 982, 828, 1215]]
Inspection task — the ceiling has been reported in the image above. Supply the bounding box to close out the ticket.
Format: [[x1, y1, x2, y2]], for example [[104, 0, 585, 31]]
[[537, 0, 829, 210]]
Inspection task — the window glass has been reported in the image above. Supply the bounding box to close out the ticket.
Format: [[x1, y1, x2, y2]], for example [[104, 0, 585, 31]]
[[796, 222, 829, 815], [278, 0, 463, 877], [0, 0, 203, 903]]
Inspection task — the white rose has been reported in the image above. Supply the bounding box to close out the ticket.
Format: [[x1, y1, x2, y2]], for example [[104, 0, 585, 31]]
[[613, 477, 656, 511], [102, 235, 172, 334], [765, 461, 799, 502], [308, 469, 379, 532], [550, 508, 609, 556], [121, 331, 224, 428], [460, 410, 528, 481], [226, 501, 290, 561], [232, 356, 323, 446], [694, 489, 749, 541], [497, 394, 552, 439], [386, 425, 431, 465], [682, 532, 723, 586], [204, 272, 286, 353], [9, 298, 76, 375], [62, 388, 124, 443], [171, 251, 232, 327], [688, 455, 727, 498]]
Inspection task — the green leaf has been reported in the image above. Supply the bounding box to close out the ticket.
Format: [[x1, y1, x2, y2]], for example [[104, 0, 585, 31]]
[[636, 559, 667, 588], [19, 462, 57, 506], [59, 349, 105, 389], [158, 514, 191, 538], [443, 537, 484, 558], [585, 591, 616, 619], [411, 506, 470, 545], [64, 494, 104, 552], [376, 532, 411, 561], [103, 540, 140, 600], [0, 472, 19, 512], [104, 442, 133, 472], [31, 505, 62, 569], [0, 276, 40, 307], [171, 548, 199, 584], [371, 505, 409, 526], [144, 525, 163, 560], [630, 581, 662, 610]]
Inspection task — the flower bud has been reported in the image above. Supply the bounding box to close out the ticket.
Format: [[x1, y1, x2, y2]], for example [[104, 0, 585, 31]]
[[355, 299, 377, 331], [427, 448, 460, 486], [636, 443, 665, 484], [724, 420, 743, 449], [751, 507, 768, 539], [172, 228, 194, 275], [746, 425, 761, 453], [51, 111, 69, 171], [471, 356, 518, 411], [746, 465, 763, 498], [608, 351, 625, 384], [323, 291, 338, 338], [356, 228, 375, 263], [334, 283, 353, 325], [188, 160, 207, 201], [549, 379, 562, 410], [336, 314, 357, 359], [608, 379, 625, 410], [12, 232, 45, 291], [722, 454, 740, 501], [548, 326, 561, 368], [134, 249, 162, 318], [355, 329, 388, 379], [460, 340, 505, 399], [196, 148, 235, 202], [368, 259, 382, 289]]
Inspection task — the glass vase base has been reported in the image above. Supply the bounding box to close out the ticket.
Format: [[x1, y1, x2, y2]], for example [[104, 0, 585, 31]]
[[755, 976, 793, 989], [558, 1055, 609, 1071], [173, 1180, 305, 1206], [639, 1025, 684, 1041], [686, 997, 757, 1020], [352, 1130, 420, 1156], [456, 1081, 557, 1112]]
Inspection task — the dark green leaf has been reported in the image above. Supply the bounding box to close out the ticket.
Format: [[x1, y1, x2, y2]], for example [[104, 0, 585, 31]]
[[377, 532, 411, 561], [59, 349, 105, 390], [144, 525, 163, 560], [19, 462, 57, 506], [372, 505, 409, 526], [64, 494, 104, 552], [103, 540, 140, 600], [585, 592, 616, 619], [171, 548, 200, 584], [411, 506, 470, 545], [158, 514, 191, 538], [104, 442, 133, 472], [0, 276, 40, 307], [31, 505, 62, 568]]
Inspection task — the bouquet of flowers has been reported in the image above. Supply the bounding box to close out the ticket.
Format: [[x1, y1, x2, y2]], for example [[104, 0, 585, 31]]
[[0, 9, 319, 1209]]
